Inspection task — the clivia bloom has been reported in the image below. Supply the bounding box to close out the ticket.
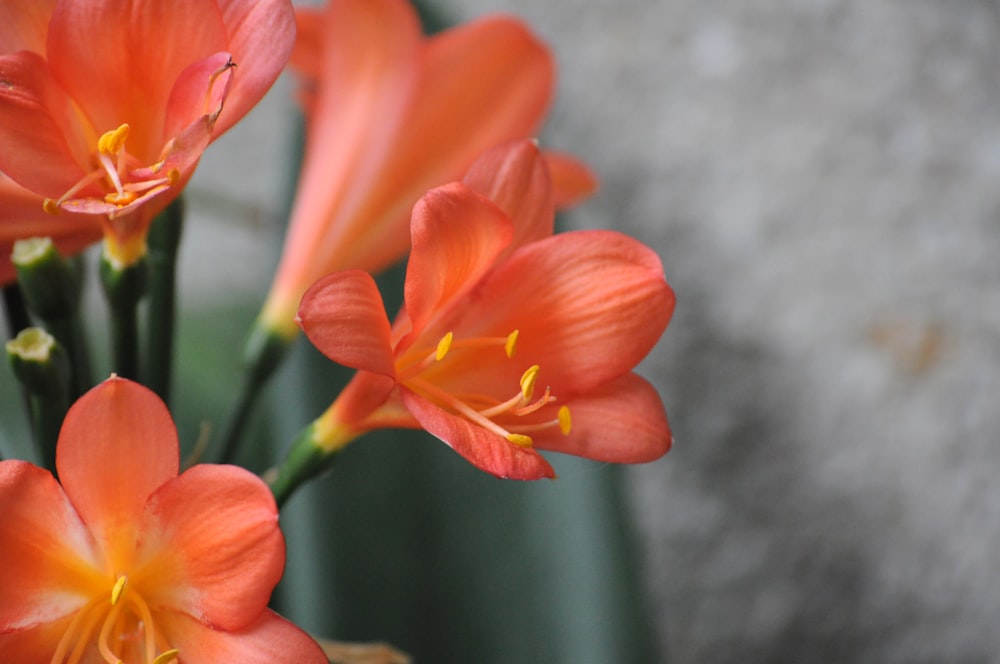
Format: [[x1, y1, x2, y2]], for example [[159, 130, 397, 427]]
[[295, 141, 673, 480], [0, 377, 326, 663], [255, 0, 597, 340], [0, 0, 296, 267]]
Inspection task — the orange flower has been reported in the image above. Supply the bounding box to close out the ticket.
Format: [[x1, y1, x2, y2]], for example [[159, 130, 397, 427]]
[[256, 0, 597, 339], [0, 0, 296, 267], [296, 141, 673, 480], [0, 377, 326, 663]]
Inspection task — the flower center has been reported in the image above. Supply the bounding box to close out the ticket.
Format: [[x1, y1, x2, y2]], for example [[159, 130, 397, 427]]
[[50, 575, 179, 664], [42, 123, 180, 220], [398, 330, 571, 448]]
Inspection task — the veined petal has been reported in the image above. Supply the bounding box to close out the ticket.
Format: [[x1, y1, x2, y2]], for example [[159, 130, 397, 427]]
[[0, 0, 56, 53], [545, 151, 599, 209], [0, 51, 90, 196], [462, 139, 554, 254], [47, 0, 230, 160], [403, 183, 513, 340], [0, 461, 101, 632], [455, 230, 674, 394], [344, 14, 554, 275], [56, 377, 179, 567], [401, 388, 556, 480], [212, 0, 296, 136], [0, 616, 74, 664], [158, 609, 327, 664], [534, 373, 672, 463], [297, 270, 396, 377], [162, 51, 234, 141], [136, 465, 283, 631], [259, 0, 422, 334]]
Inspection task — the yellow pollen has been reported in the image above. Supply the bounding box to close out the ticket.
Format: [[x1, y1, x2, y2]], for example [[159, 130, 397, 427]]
[[166, 168, 180, 185], [43, 198, 60, 215], [110, 576, 128, 605], [435, 332, 454, 361], [98, 124, 130, 155], [507, 433, 534, 448], [519, 365, 540, 400], [505, 329, 519, 358], [152, 649, 181, 664], [558, 406, 572, 435]]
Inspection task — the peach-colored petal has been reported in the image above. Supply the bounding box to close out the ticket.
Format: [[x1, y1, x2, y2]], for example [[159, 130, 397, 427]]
[[544, 151, 600, 209], [56, 377, 179, 565], [46, 0, 229, 159], [162, 51, 234, 141], [288, 6, 324, 84], [137, 464, 284, 631], [402, 183, 513, 341], [0, 461, 101, 632], [0, 616, 74, 664], [534, 373, 672, 463], [462, 139, 555, 254], [458, 230, 674, 394], [0, 0, 56, 53], [297, 270, 396, 377], [260, 0, 422, 333], [159, 608, 327, 664], [212, 0, 297, 136], [401, 389, 556, 480], [0, 51, 89, 196]]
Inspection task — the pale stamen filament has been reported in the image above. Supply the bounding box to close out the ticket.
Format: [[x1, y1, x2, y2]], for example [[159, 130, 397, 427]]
[[50, 596, 104, 664], [408, 376, 518, 442]]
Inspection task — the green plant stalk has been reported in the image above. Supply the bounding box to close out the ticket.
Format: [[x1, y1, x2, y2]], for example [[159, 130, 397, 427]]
[[100, 249, 149, 381], [7, 328, 70, 471], [266, 422, 338, 509], [145, 198, 185, 405], [216, 323, 291, 464]]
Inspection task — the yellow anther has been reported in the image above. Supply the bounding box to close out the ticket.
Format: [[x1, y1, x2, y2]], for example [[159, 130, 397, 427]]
[[104, 190, 138, 206], [435, 332, 454, 361], [152, 649, 181, 664], [507, 433, 534, 448], [504, 329, 519, 358], [519, 365, 540, 400], [558, 406, 572, 435], [98, 124, 129, 155], [166, 168, 180, 185], [42, 198, 60, 215], [110, 576, 128, 606]]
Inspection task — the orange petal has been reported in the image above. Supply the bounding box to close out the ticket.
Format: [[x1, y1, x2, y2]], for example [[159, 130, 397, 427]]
[[46, 0, 228, 159], [56, 377, 179, 565], [0, 616, 75, 664], [0, 0, 56, 53], [400, 389, 556, 480], [534, 373, 672, 463], [0, 51, 90, 196], [288, 6, 325, 84], [298, 270, 396, 377], [137, 465, 284, 631], [544, 151, 600, 209], [0, 461, 101, 632], [258, 0, 422, 333], [159, 608, 328, 664], [162, 51, 235, 141], [210, 0, 297, 136], [402, 183, 513, 341], [458, 230, 675, 394], [462, 139, 555, 254]]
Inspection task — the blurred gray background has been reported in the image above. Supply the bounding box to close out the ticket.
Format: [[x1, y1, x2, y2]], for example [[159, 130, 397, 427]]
[[181, 1, 1000, 662]]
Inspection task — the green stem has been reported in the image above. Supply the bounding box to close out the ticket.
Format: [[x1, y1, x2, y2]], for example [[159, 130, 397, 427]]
[[100, 250, 149, 381], [145, 198, 185, 405], [216, 323, 291, 463], [2, 282, 31, 337], [267, 423, 338, 509]]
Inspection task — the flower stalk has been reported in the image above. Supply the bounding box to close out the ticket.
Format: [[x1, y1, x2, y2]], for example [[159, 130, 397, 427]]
[[99, 246, 149, 381], [12, 238, 92, 397], [5, 327, 69, 471], [145, 197, 185, 405]]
